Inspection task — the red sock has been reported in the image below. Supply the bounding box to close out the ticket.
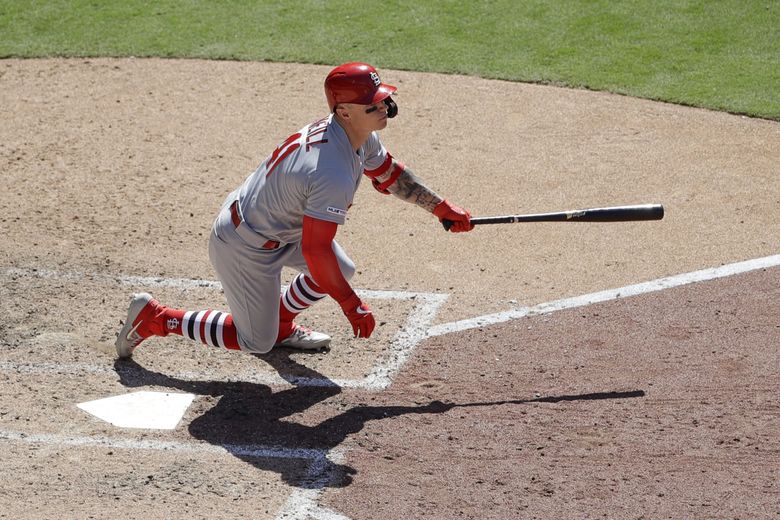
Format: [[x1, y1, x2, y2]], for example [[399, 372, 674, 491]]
[[277, 298, 297, 342], [163, 307, 240, 350], [277, 273, 327, 341]]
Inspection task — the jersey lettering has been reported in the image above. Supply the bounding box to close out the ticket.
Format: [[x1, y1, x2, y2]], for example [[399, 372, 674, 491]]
[[265, 132, 302, 178], [305, 117, 329, 151], [265, 118, 331, 178]]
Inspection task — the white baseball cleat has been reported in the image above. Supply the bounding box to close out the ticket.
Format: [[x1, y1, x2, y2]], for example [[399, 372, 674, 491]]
[[274, 324, 331, 350]]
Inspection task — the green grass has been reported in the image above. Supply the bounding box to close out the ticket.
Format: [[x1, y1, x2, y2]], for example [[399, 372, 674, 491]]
[[1, 0, 778, 119]]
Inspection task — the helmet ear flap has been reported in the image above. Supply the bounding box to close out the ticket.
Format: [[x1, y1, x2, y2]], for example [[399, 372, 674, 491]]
[[384, 97, 398, 118]]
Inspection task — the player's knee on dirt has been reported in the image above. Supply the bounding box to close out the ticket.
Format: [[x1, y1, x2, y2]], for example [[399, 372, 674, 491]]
[[235, 328, 275, 355], [238, 337, 275, 355]]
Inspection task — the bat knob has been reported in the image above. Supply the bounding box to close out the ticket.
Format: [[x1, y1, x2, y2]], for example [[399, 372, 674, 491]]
[[441, 219, 454, 231]]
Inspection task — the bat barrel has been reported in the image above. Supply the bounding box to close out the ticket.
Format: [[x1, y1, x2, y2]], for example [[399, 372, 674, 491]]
[[565, 204, 664, 222]]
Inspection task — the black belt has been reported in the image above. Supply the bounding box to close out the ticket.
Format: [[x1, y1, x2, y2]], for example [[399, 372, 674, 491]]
[[229, 201, 280, 250]]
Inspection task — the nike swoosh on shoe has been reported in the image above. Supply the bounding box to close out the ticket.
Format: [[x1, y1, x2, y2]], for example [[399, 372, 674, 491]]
[[126, 321, 143, 344]]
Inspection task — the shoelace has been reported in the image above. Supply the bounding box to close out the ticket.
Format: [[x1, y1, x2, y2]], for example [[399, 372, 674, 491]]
[[292, 325, 314, 338]]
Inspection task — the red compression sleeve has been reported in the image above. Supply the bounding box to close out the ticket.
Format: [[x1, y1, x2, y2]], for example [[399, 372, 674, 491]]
[[301, 216, 355, 304]]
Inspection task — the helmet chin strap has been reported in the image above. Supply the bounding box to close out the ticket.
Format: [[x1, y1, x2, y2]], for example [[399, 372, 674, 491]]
[[384, 97, 398, 118]]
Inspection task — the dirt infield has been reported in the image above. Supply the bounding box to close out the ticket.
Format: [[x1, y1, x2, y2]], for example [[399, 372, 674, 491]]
[[1, 58, 778, 519]]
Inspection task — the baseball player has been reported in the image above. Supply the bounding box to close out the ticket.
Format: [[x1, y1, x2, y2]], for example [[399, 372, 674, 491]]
[[115, 62, 474, 358]]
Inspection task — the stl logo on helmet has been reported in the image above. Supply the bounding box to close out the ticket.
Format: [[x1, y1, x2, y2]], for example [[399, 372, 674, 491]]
[[369, 71, 381, 87]]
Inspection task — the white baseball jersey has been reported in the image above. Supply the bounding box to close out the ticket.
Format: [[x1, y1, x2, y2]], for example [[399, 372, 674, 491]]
[[208, 114, 389, 353], [235, 114, 389, 244]]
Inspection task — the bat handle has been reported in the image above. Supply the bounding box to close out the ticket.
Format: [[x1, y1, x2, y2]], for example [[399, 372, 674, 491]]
[[441, 219, 454, 231]]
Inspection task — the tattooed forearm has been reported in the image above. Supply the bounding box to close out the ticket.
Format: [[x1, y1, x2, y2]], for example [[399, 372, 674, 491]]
[[387, 167, 443, 212]]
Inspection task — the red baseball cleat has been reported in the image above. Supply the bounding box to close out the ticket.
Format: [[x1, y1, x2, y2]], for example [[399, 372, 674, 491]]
[[115, 293, 167, 359]]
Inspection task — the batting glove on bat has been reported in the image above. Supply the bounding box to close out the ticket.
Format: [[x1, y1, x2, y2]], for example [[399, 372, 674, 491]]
[[434, 199, 475, 232], [339, 293, 376, 338]]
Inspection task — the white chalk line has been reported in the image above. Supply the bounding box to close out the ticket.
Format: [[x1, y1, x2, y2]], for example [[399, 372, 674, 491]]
[[426, 254, 780, 337], [1, 267, 428, 300], [0, 429, 325, 460], [276, 448, 352, 520], [0, 428, 349, 520]]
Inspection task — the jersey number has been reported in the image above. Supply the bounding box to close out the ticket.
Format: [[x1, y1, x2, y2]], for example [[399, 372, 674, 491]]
[[265, 133, 301, 178]]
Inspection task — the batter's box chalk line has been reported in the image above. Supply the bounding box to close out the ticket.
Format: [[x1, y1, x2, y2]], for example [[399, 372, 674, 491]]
[[1, 266, 448, 390], [0, 429, 350, 520], [425, 253, 780, 335]]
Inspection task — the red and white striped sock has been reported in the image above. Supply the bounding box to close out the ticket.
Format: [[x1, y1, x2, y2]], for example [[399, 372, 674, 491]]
[[163, 308, 241, 350], [277, 273, 327, 340]]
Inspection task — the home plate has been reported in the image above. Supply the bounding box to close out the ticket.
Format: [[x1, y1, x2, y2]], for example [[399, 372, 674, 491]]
[[78, 391, 196, 429]]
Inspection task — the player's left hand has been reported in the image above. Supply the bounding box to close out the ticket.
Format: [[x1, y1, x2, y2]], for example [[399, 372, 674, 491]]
[[433, 199, 474, 232], [339, 293, 376, 338]]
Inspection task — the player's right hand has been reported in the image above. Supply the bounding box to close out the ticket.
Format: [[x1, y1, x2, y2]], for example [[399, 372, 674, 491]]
[[433, 199, 474, 233], [339, 293, 375, 338]]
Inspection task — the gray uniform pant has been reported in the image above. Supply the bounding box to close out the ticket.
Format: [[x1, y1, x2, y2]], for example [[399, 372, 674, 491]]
[[208, 200, 355, 354]]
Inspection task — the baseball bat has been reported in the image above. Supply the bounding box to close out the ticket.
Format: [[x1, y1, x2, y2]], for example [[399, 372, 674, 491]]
[[442, 204, 664, 231]]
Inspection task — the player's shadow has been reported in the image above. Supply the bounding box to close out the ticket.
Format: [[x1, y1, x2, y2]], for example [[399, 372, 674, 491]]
[[113, 352, 645, 489], [113, 351, 453, 489]]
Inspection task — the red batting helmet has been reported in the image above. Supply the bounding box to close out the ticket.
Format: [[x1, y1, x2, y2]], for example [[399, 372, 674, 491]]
[[324, 62, 397, 112]]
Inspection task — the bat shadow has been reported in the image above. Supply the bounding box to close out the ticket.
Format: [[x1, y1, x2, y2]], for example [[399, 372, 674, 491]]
[[113, 352, 645, 490], [451, 389, 646, 408]]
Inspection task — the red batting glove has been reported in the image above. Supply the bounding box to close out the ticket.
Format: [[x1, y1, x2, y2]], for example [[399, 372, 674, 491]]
[[433, 199, 475, 232], [339, 293, 376, 338]]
